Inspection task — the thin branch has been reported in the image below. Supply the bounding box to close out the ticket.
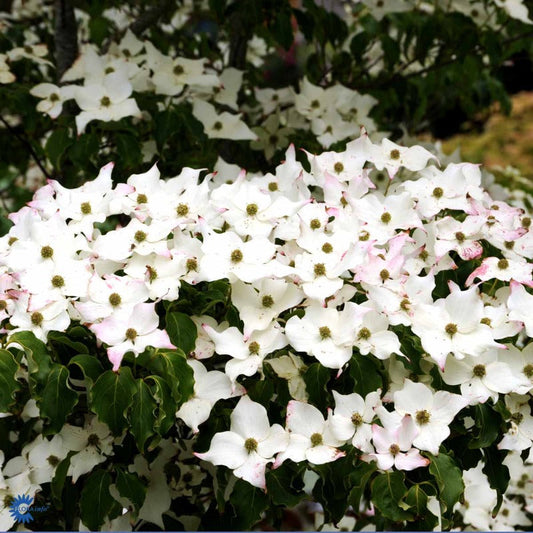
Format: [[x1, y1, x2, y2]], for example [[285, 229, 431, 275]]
[[357, 28, 533, 91], [54, 0, 78, 82], [101, 0, 175, 55], [130, 0, 175, 37], [0, 115, 52, 180]]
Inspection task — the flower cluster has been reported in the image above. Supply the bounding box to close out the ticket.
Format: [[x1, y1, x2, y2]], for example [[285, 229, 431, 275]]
[[0, 130, 531, 528]]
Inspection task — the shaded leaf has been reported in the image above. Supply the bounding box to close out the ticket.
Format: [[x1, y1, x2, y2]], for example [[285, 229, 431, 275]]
[[90, 367, 136, 435], [40, 365, 78, 432], [303, 362, 330, 412], [266, 462, 306, 508], [428, 452, 464, 515], [79, 470, 114, 531], [0, 349, 20, 411], [147, 375, 175, 436], [69, 354, 104, 387], [229, 479, 269, 530], [371, 471, 413, 522], [115, 468, 147, 512], [165, 312, 197, 355], [130, 379, 156, 452]]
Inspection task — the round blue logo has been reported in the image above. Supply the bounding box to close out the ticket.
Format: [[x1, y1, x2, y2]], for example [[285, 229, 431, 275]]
[[9, 494, 34, 524]]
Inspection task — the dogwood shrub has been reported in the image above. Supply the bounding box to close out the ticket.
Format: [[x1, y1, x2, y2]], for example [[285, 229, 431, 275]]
[[0, 129, 531, 531]]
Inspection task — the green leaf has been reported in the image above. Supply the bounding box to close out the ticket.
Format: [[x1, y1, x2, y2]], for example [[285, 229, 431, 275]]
[[303, 362, 330, 412], [48, 331, 90, 356], [51, 451, 76, 509], [0, 349, 20, 411], [482, 446, 509, 514], [165, 311, 197, 354], [371, 471, 413, 522], [349, 353, 383, 397], [347, 461, 377, 512], [115, 468, 147, 512], [229, 479, 269, 530], [269, 8, 293, 50], [147, 375, 175, 435], [90, 367, 136, 435], [266, 462, 306, 508], [69, 354, 104, 387], [130, 380, 156, 452], [79, 470, 114, 531], [45, 127, 72, 169], [154, 109, 182, 151], [312, 452, 356, 523], [9, 331, 52, 393], [428, 452, 464, 515], [40, 365, 78, 432], [405, 483, 438, 530], [157, 349, 194, 405], [469, 404, 501, 449]]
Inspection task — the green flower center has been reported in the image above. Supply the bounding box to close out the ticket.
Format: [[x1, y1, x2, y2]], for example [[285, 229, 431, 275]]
[[314, 263, 326, 277], [51, 275, 65, 288], [246, 203, 258, 216], [497, 258, 509, 270], [88, 433, 100, 446], [248, 341, 260, 355], [109, 293, 122, 307], [0, 300, 7, 311], [49, 92, 60, 102], [41, 245, 54, 259], [134, 230, 147, 243], [351, 412, 363, 427], [511, 412, 523, 425], [380, 269, 389, 281], [47, 454, 60, 466], [176, 203, 189, 217], [310, 433, 323, 446], [472, 364, 486, 378], [231, 249, 243, 263], [268, 182, 278, 191], [173, 64, 184, 75], [445, 323, 457, 336], [310, 99, 320, 109], [244, 437, 258, 453], [137, 193, 148, 204], [455, 231, 465, 242], [186, 258, 198, 271], [334, 162, 344, 174], [100, 96, 111, 107], [416, 410, 431, 425], [389, 149, 400, 160], [389, 443, 400, 455], [321, 242, 333, 254], [358, 327, 371, 340], [31, 312, 43, 326], [147, 266, 157, 282], [261, 295, 274, 308], [125, 328, 137, 341], [400, 298, 410, 311], [380, 212, 391, 224], [80, 202, 92, 214], [319, 326, 331, 340], [523, 364, 533, 379], [432, 187, 443, 198], [310, 218, 321, 230], [213, 121, 223, 131]]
